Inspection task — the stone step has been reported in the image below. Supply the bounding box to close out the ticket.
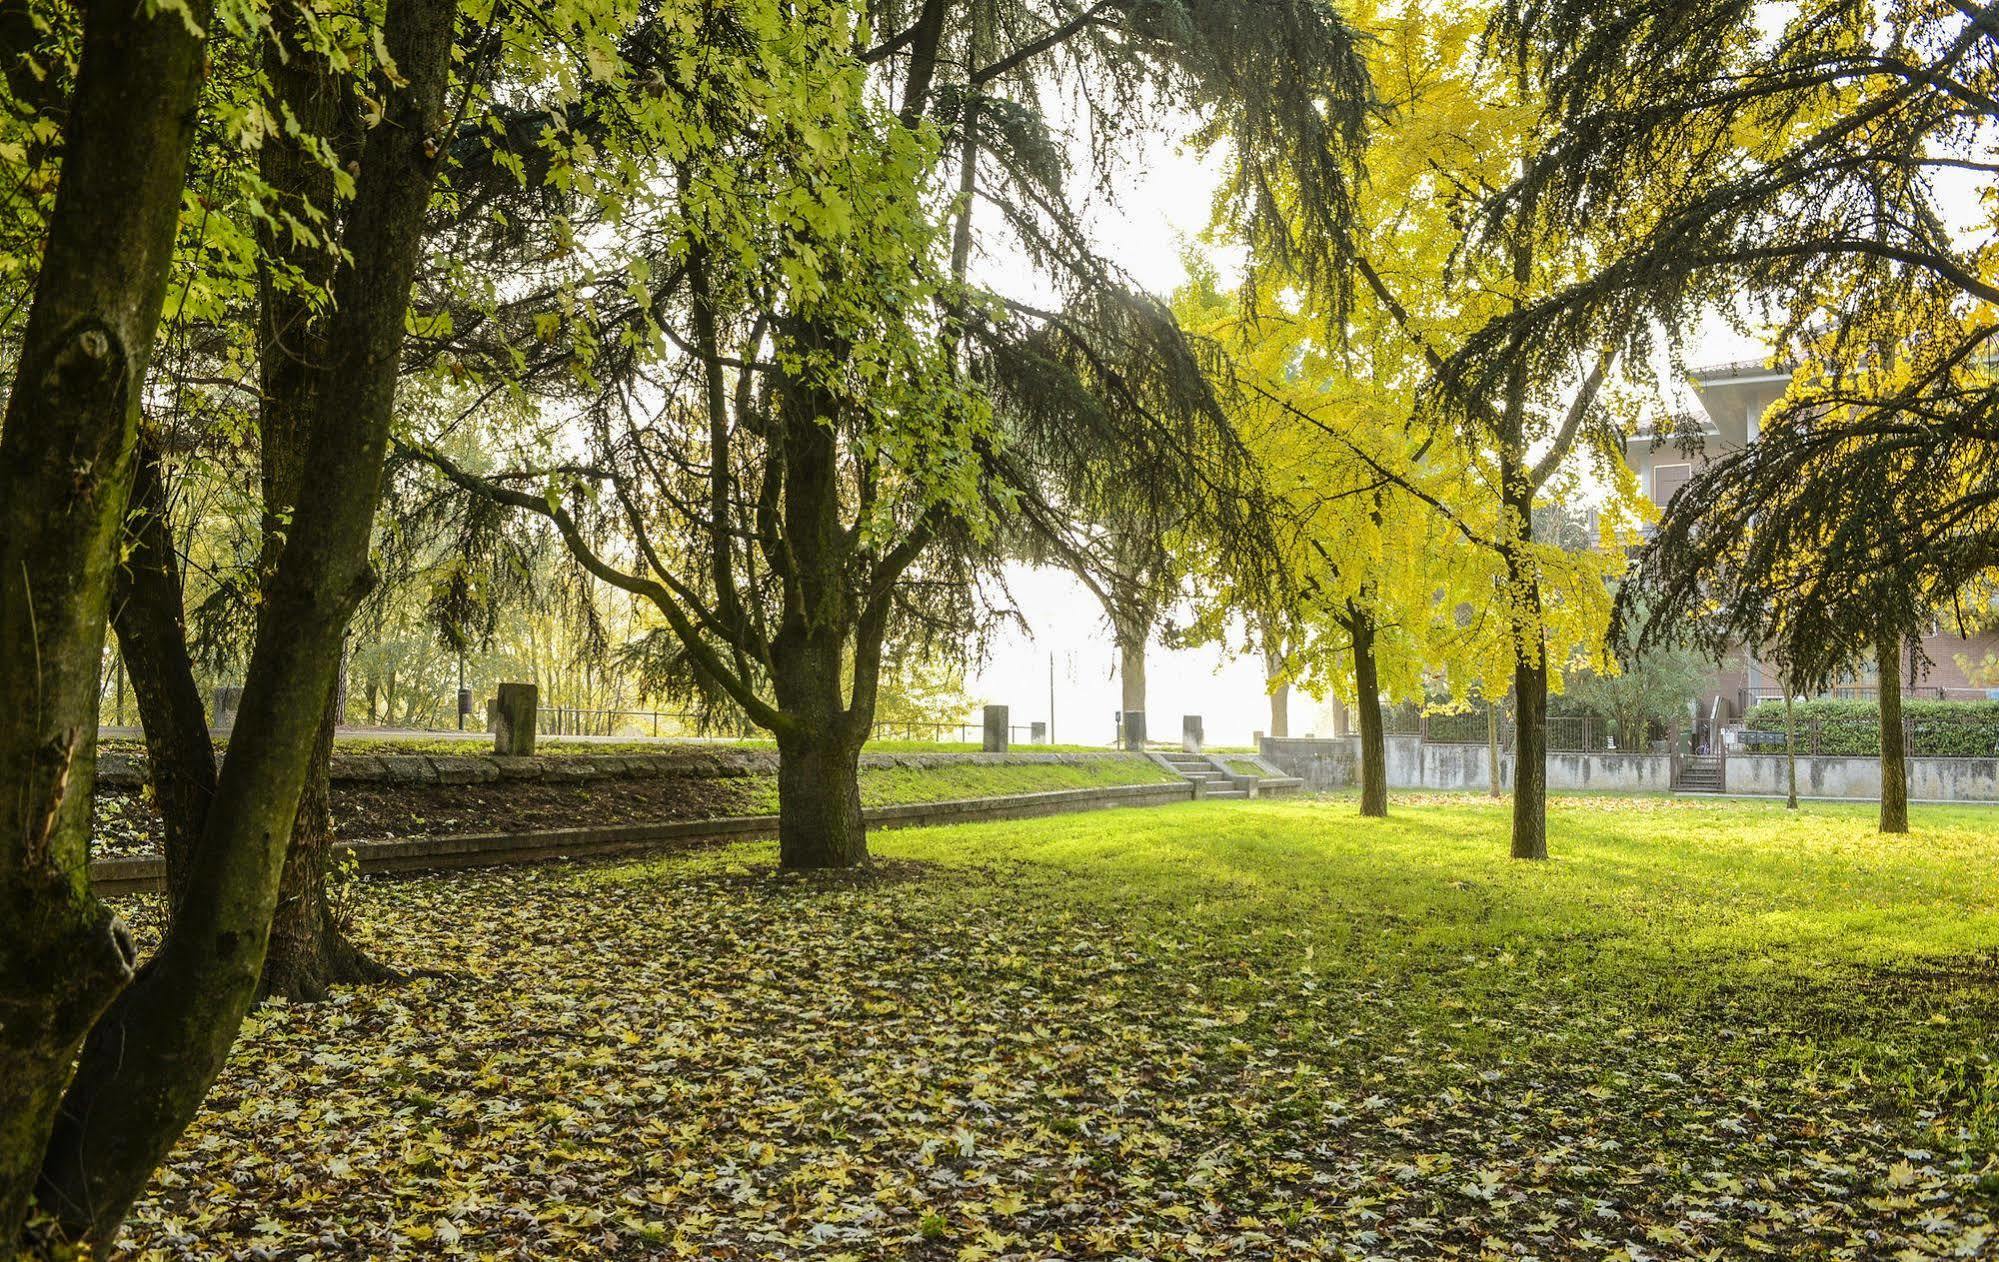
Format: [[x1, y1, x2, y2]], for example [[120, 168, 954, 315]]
[[1203, 789, 1249, 800]]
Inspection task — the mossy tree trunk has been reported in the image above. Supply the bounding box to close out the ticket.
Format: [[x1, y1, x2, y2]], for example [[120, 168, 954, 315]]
[[0, 0, 215, 1241], [774, 717, 867, 869], [766, 330, 879, 870], [111, 439, 220, 916], [254, 4, 391, 998], [34, 1, 457, 1243]]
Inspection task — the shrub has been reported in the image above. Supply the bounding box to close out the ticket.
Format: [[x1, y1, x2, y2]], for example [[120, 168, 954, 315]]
[[1741, 698, 1999, 758]]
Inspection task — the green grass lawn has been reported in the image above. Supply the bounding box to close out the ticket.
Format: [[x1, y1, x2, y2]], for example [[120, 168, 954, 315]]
[[116, 794, 1999, 1258]]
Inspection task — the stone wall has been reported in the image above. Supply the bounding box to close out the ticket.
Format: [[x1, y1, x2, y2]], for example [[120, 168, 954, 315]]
[[90, 779, 1194, 895]]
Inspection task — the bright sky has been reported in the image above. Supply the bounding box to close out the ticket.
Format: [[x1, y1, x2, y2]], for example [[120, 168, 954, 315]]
[[953, 133, 1774, 747], [959, 139, 1325, 746]]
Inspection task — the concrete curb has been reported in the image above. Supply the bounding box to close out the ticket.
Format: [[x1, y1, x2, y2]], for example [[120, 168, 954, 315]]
[[90, 780, 1195, 896]]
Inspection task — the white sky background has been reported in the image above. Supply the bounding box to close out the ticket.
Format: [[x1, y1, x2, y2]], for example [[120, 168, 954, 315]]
[[951, 142, 1783, 746], [958, 136, 1332, 746]]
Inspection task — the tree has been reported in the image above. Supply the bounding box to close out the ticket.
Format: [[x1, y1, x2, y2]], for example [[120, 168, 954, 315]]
[[0, 0, 462, 1245], [1176, 0, 1639, 835], [1474, 0, 1999, 835], [37, 0, 460, 1242], [421, 0, 1371, 867], [1564, 592, 1709, 752], [0, 2, 219, 1238]]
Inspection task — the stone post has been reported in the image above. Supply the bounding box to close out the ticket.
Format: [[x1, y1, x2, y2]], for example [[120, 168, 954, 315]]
[[492, 682, 538, 756], [212, 684, 243, 729], [1029, 721, 1047, 744], [1121, 710, 1147, 751], [1182, 714, 1204, 753], [983, 704, 1009, 753]]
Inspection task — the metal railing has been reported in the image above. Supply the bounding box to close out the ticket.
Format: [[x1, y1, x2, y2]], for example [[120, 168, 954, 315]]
[[1745, 685, 1996, 705]]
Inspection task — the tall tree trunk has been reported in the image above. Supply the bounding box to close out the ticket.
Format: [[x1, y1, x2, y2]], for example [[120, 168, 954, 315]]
[[1784, 689, 1798, 811], [768, 307, 870, 870], [1501, 465, 1548, 860], [35, 0, 456, 1240], [1878, 628, 1908, 834], [254, 0, 388, 999], [1499, 160, 1548, 861], [1118, 627, 1147, 717], [1350, 605, 1387, 818], [110, 439, 219, 915], [0, 0, 214, 1241], [1511, 644, 1549, 859]]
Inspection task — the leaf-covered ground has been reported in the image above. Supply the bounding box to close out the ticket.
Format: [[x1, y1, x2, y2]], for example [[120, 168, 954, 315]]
[[115, 795, 1999, 1259]]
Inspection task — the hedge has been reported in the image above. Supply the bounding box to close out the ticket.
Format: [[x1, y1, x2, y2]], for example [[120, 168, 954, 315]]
[[1741, 698, 1999, 758]]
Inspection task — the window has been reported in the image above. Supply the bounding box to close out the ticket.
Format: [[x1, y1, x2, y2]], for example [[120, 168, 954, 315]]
[[1653, 462, 1693, 506]]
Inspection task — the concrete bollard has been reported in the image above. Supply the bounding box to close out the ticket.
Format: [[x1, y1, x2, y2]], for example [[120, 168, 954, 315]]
[[1182, 715, 1204, 753], [1122, 710, 1147, 751], [983, 704, 1009, 753], [492, 682, 538, 756]]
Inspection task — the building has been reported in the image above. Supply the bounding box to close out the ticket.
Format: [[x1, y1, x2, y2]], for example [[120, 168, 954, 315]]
[[1622, 359, 1999, 730]]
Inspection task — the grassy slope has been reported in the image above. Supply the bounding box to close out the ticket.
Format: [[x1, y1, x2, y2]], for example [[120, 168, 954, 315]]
[[860, 758, 1174, 811], [113, 794, 1999, 1258], [717, 758, 1181, 815]]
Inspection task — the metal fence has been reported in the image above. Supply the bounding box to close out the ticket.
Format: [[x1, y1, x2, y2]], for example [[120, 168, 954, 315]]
[[531, 707, 1069, 747], [1412, 707, 1621, 753], [535, 707, 758, 740]]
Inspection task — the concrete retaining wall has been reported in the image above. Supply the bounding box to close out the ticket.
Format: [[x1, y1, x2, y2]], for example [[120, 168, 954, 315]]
[[89, 779, 1194, 896], [95, 747, 1150, 790], [1261, 736, 1671, 794], [1725, 753, 1999, 801], [1261, 735, 1999, 801]]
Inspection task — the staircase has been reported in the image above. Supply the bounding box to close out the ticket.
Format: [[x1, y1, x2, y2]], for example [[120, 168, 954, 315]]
[[1675, 753, 1724, 794], [1157, 751, 1251, 799]]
